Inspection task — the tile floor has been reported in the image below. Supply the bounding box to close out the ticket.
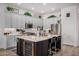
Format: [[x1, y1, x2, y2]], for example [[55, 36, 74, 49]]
[[0, 44, 79, 56]]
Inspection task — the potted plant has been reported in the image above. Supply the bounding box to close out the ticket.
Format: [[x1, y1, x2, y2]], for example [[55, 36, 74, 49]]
[[24, 12, 32, 16], [6, 6, 14, 11], [48, 15, 56, 19]]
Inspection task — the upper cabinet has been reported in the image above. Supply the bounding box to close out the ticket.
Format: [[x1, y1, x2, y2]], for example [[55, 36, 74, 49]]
[[0, 4, 43, 28], [5, 12, 43, 28], [11, 13, 25, 28], [5, 13, 12, 28], [24, 16, 43, 28], [0, 4, 6, 28]]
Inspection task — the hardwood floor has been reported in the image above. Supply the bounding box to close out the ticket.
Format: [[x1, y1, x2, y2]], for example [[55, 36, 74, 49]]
[[0, 49, 17, 56], [54, 45, 79, 56], [0, 44, 79, 56]]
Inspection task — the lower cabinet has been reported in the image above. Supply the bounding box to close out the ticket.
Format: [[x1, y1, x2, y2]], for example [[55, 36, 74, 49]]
[[6, 35, 17, 49], [17, 38, 48, 56]]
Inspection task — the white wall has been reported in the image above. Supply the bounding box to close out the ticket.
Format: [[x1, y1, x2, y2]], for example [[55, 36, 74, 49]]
[[61, 6, 78, 46]]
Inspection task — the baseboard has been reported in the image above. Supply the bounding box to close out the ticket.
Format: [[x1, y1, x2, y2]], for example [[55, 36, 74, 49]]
[[62, 44, 74, 47], [6, 46, 16, 50], [0, 48, 5, 50], [62, 43, 74, 47]]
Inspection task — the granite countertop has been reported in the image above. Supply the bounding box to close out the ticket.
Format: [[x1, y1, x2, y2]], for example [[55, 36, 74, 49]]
[[17, 34, 60, 42]]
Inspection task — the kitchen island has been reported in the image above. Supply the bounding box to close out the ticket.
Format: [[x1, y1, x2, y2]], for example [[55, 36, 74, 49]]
[[17, 34, 61, 56]]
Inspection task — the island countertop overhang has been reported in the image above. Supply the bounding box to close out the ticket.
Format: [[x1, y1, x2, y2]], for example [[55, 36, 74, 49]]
[[16, 34, 60, 42]]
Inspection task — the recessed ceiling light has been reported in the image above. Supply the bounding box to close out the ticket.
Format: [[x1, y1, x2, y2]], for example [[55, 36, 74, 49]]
[[43, 3, 46, 6], [51, 8, 55, 11], [32, 8, 34, 10]]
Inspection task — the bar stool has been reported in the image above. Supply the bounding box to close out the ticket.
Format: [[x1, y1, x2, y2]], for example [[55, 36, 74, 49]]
[[51, 37, 57, 55], [48, 38, 53, 56], [56, 36, 61, 52], [48, 37, 57, 56]]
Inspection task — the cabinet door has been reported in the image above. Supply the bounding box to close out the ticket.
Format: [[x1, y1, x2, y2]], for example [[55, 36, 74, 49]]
[[18, 15, 25, 28], [24, 41, 32, 56], [11, 14, 19, 28], [0, 4, 6, 28], [7, 36, 16, 48], [5, 13, 12, 28]]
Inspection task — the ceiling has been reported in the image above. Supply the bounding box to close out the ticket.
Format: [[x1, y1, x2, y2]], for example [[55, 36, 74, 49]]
[[9, 3, 79, 15]]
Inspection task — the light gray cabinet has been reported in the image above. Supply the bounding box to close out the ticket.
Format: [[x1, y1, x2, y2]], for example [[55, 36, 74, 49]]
[[4, 12, 42, 28], [5, 13, 12, 28], [0, 4, 6, 28], [11, 14, 19, 28], [11, 14, 25, 28], [6, 35, 17, 48]]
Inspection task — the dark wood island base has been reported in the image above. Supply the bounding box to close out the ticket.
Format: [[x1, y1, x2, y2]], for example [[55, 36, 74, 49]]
[[17, 36, 61, 56]]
